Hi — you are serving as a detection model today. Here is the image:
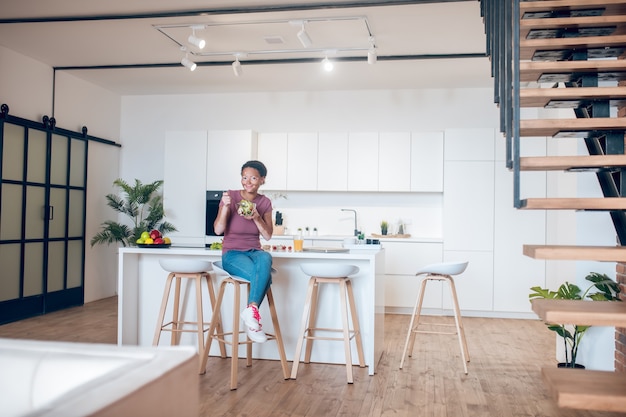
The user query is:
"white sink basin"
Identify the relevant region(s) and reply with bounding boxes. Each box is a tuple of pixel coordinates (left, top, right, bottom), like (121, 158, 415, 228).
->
(159, 258, 212, 273)
(300, 263, 359, 278)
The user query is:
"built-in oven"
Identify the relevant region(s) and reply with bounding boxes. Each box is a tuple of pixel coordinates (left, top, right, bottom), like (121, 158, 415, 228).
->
(205, 191, 223, 237)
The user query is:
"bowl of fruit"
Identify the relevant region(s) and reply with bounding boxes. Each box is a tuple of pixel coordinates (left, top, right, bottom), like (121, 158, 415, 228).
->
(136, 229, 172, 248)
(237, 200, 255, 217)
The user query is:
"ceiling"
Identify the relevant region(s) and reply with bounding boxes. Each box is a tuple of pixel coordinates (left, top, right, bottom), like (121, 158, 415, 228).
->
(0, 0, 492, 95)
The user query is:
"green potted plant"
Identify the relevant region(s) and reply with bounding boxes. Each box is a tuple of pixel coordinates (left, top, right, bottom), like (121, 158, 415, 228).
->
(380, 220, 388, 235)
(91, 178, 177, 247)
(529, 272, 622, 368)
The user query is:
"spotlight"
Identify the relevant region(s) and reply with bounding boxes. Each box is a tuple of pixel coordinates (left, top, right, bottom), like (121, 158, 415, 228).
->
(297, 23, 312, 48)
(181, 56, 197, 71)
(322, 57, 333, 72)
(368, 48, 377, 65)
(232, 56, 243, 77)
(188, 25, 206, 49)
(188, 34, 206, 49)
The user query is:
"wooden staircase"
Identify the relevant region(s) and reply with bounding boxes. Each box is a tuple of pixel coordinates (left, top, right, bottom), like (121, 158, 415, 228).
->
(481, 0, 626, 412)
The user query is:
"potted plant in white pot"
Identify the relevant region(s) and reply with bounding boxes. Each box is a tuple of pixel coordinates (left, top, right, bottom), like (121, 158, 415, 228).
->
(529, 272, 622, 368)
(90, 178, 177, 247)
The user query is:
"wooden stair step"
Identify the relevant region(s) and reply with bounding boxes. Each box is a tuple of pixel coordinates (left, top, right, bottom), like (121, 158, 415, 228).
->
(520, 34, 626, 60)
(521, 197, 626, 210)
(520, 86, 626, 107)
(542, 367, 626, 412)
(521, 0, 626, 18)
(523, 244, 626, 261)
(519, 117, 626, 137)
(519, 155, 626, 171)
(531, 299, 626, 327)
(520, 59, 626, 83)
(521, 15, 626, 40)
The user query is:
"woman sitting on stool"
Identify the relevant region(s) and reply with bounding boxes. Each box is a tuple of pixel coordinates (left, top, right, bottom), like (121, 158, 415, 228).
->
(213, 160, 273, 343)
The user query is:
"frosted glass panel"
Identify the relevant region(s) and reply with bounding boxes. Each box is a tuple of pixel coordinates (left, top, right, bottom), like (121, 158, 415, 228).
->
(69, 138, 86, 187)
(0, 183, 23, 240)
(68, 189, 84, 237)
(0, 244, 20, 301)
(2, 123, 25, 181)
(27, 129, 47, 184)
(67, 240, 83, 289)
(47, 241, 65, 292)
(49, 188, 67, 239)
(24, 243, 43, 297)
(50, 134, 68, 185)
(25, 186, 45, 240)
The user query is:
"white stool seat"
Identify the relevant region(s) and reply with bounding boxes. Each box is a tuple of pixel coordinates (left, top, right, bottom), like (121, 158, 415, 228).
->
(416, 261, 468, 276)
(300, 263, 359, 278)
(159, 258, 212, 273)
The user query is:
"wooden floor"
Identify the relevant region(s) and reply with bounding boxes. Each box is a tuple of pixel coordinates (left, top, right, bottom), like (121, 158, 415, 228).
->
(1, 296, 624, 417)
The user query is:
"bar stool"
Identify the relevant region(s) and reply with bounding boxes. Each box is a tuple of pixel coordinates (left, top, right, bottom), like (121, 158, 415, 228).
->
(399, 261, 470, 373)
(199, 261, 289, 390)
(291, 263, 365, 384)
(153, 258, 226, 371)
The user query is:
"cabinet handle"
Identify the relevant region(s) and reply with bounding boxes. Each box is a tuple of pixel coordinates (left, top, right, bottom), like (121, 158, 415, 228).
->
(49, 205, 54, 220)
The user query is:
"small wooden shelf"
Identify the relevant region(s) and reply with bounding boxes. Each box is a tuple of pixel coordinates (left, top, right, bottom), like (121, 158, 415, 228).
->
(520, 59, 626, 83)
(519, 118, 626, 137)
(519, 155, 626, 171)
(541, 367, 626, 412)
(520, 14, 626, 39)
(523, 244, 626, 262)
(520, 34, 626, 60)
(520, 86, 626, 108)
(520, 0, 626, 18)
(520, 197, 626, 210)
(531, 299, 626, 327)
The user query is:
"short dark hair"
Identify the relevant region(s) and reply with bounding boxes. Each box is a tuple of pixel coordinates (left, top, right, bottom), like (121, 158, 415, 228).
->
(241, 160, 267, 177)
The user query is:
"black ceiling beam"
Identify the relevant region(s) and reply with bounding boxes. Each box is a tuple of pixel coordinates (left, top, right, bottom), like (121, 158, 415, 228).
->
(54, 53, 487, 72)
(0, 0, 472, 24)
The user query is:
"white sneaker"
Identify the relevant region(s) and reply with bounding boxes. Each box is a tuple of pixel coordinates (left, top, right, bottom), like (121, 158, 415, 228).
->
(241, 305, 261, 331)
(241, 305, 267, 343)
(246, 326, 268, 343)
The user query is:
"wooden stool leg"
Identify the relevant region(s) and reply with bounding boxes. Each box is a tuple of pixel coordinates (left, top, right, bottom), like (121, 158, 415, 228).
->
(194, 274, 205, 358)
(199, 278, 228, 374)
(267, 287, 290, 379)
(339, 279, 354, 383)
(231, 280, 241, 390)
(304, 278, 320, 364)
(291, 276, 316, 380)
(153, 272, 175, 346)
(346, 279, 365, 368)
(400, 276, 428, 369)
(447, 276, 469, 374)
(244, 282, 253, 368)
(204, 273, 226, 357)
(171, 276, 183, 345)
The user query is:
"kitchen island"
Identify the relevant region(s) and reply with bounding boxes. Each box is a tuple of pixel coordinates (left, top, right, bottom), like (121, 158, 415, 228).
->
(117, 246, 385, 375)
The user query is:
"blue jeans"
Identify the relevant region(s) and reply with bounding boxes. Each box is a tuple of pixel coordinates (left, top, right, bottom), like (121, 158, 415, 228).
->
(221, 249, 273, 306)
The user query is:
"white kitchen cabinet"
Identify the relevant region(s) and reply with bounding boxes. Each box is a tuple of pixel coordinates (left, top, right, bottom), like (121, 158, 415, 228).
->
(257, 132, 287, 190)
(348, 132, 378, 191)
(163, 131, 208, 246)
(378, 132, 411, 192)
(206, 130, 258, 190)
(287, 133, 318, 190)
(383, 241, 443, 310)
(411, 131, 444, 192)
(317, 132, 348, 191)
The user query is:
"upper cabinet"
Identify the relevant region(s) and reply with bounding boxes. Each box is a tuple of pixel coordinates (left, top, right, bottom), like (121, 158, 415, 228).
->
(411, 131, 444, 192)
(257, 132, 288, 190)
(318, 132, 348, 191)
(379, 132, 411, 192)
(287, 133, 318, 191)
(347, 132, 379, 191)
(206, 130, 258, 190)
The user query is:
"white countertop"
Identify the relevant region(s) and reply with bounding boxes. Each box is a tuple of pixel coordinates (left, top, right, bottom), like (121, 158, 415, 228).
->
(118, 246, 382, 259)
(265, 235, 442, 243)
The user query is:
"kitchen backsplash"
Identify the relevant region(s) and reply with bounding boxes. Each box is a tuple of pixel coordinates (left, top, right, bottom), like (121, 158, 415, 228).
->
(266, 191, 442, 238)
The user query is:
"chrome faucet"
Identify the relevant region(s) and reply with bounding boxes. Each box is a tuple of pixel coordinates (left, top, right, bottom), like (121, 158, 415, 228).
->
(341, 208, 359, 236)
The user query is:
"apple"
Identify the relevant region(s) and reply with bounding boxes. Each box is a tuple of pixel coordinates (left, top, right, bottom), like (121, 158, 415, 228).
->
(144, 237, 154, 244)
(154, 237, 164, 245)
(150, 229, 161, 240)
(140, 231, 150, 240)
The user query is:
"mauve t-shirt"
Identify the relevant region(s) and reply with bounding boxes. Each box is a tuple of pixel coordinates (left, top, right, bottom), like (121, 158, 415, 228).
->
(221, 190, 272, 253)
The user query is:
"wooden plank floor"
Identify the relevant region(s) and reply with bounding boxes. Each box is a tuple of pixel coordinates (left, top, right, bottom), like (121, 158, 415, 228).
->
(0, 296, 624, 417)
